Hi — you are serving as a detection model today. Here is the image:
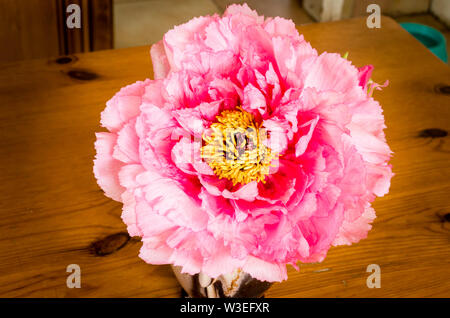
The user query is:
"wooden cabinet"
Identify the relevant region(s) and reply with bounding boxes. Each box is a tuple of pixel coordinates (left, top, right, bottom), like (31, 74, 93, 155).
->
(0, 0, 112, 63)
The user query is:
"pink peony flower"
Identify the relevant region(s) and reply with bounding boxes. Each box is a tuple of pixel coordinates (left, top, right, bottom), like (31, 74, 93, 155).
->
(94, 4, 393, 282)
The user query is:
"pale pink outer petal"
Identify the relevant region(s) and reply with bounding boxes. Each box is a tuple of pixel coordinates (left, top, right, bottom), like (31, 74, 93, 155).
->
(202, 247, 246, 278)
(365, 163, 393, 197)
(121, 190, 141, 237)
(169, 248, 204, 275)
(224, 3, 264, 24)
(118, 163, 145, 189)
(333, 206, 376, 245)
(139, 243, 172, 264)
(242, 256, 287, 282)
(263, 16, 299, 38)
(150, 40, 171, 79)
(93, 132, 125, 201)
(303, 53, 359, 94)
(119, 164, 146, 236)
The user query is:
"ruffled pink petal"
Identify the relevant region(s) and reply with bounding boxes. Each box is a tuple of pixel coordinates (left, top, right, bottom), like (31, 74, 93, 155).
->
(121, 190, 141, 237)
(262, 117, 289, 154)
(118, 164, 145, 189)
(242, 83, 267, 116)
(171, 137, 213, 176)
(222, 181, 258, 202)
(142, 79, 166, 107)
(350, 98, 386, 137)
(288, 192, 317, 223)
(347, 123, 392, 165)
(295, 115, 319, 157)
(299, 88, 352, 130)
(199, 175, 230, 196)
(358, 65, 374, 90)
(163, 16, 215, 71)
(200, 175, 258, 202)
(138, 168, 207, 231)
(135, 198, 176, 238)
(272, 36, 317, 88)
(265, 63, 282, 106)
(101, 80, 150, 132)
(257, 160, 298, 204)
(208, 78, 240, 105)
(233, 198, 287, 217)
(365, 163, 393, 197)
(198, 101, 223, 121)
(199, 188, 235, 217)
(181, 49, 241, 77)
(238, 24, 275, 72)
(204, 18, 237, 52)
(172, 108, 208, 137)
(112, 120, 140, 163)
(299, 202, 345, 260)
(264, 16, 298, 38)
(137, 103, 179, 173)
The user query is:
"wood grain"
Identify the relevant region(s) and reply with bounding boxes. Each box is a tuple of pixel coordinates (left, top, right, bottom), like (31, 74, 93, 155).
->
(0, 0, 60, 63)
(0, 16, 449, 298)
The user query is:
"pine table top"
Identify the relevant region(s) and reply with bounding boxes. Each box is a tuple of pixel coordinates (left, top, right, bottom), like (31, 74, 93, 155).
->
(0, 16, 449, 297)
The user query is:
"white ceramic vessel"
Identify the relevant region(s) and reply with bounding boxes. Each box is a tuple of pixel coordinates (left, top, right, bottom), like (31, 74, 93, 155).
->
(171, 265, 272, 298)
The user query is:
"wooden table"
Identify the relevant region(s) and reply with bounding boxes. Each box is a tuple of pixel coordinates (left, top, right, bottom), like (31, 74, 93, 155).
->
(0, 16, 449, 298)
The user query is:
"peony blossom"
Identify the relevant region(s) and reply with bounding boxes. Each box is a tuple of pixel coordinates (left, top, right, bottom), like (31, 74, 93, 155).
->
(94, 4, 393, 282)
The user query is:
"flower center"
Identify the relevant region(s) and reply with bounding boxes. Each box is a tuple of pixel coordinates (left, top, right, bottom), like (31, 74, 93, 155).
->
(201, 107, 277, 185)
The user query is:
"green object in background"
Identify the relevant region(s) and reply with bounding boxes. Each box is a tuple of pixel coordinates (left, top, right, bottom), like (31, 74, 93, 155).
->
(400, 22, 448, 63)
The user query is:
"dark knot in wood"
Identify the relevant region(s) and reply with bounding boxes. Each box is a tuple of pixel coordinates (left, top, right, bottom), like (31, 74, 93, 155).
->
(55, 56, 74, 64)
(435, 84, 450, 95)
(418, 129, 448, 138)
(443, 213, 450, 223)
(90, 232, 130, 256)
(67, 69, 98, 81)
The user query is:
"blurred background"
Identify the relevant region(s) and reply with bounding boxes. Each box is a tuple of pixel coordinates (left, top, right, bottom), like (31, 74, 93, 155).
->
(0, 0, 449, 64)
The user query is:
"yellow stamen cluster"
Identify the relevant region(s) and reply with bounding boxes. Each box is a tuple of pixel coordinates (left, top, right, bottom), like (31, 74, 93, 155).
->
(201, 107, 277, 185)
